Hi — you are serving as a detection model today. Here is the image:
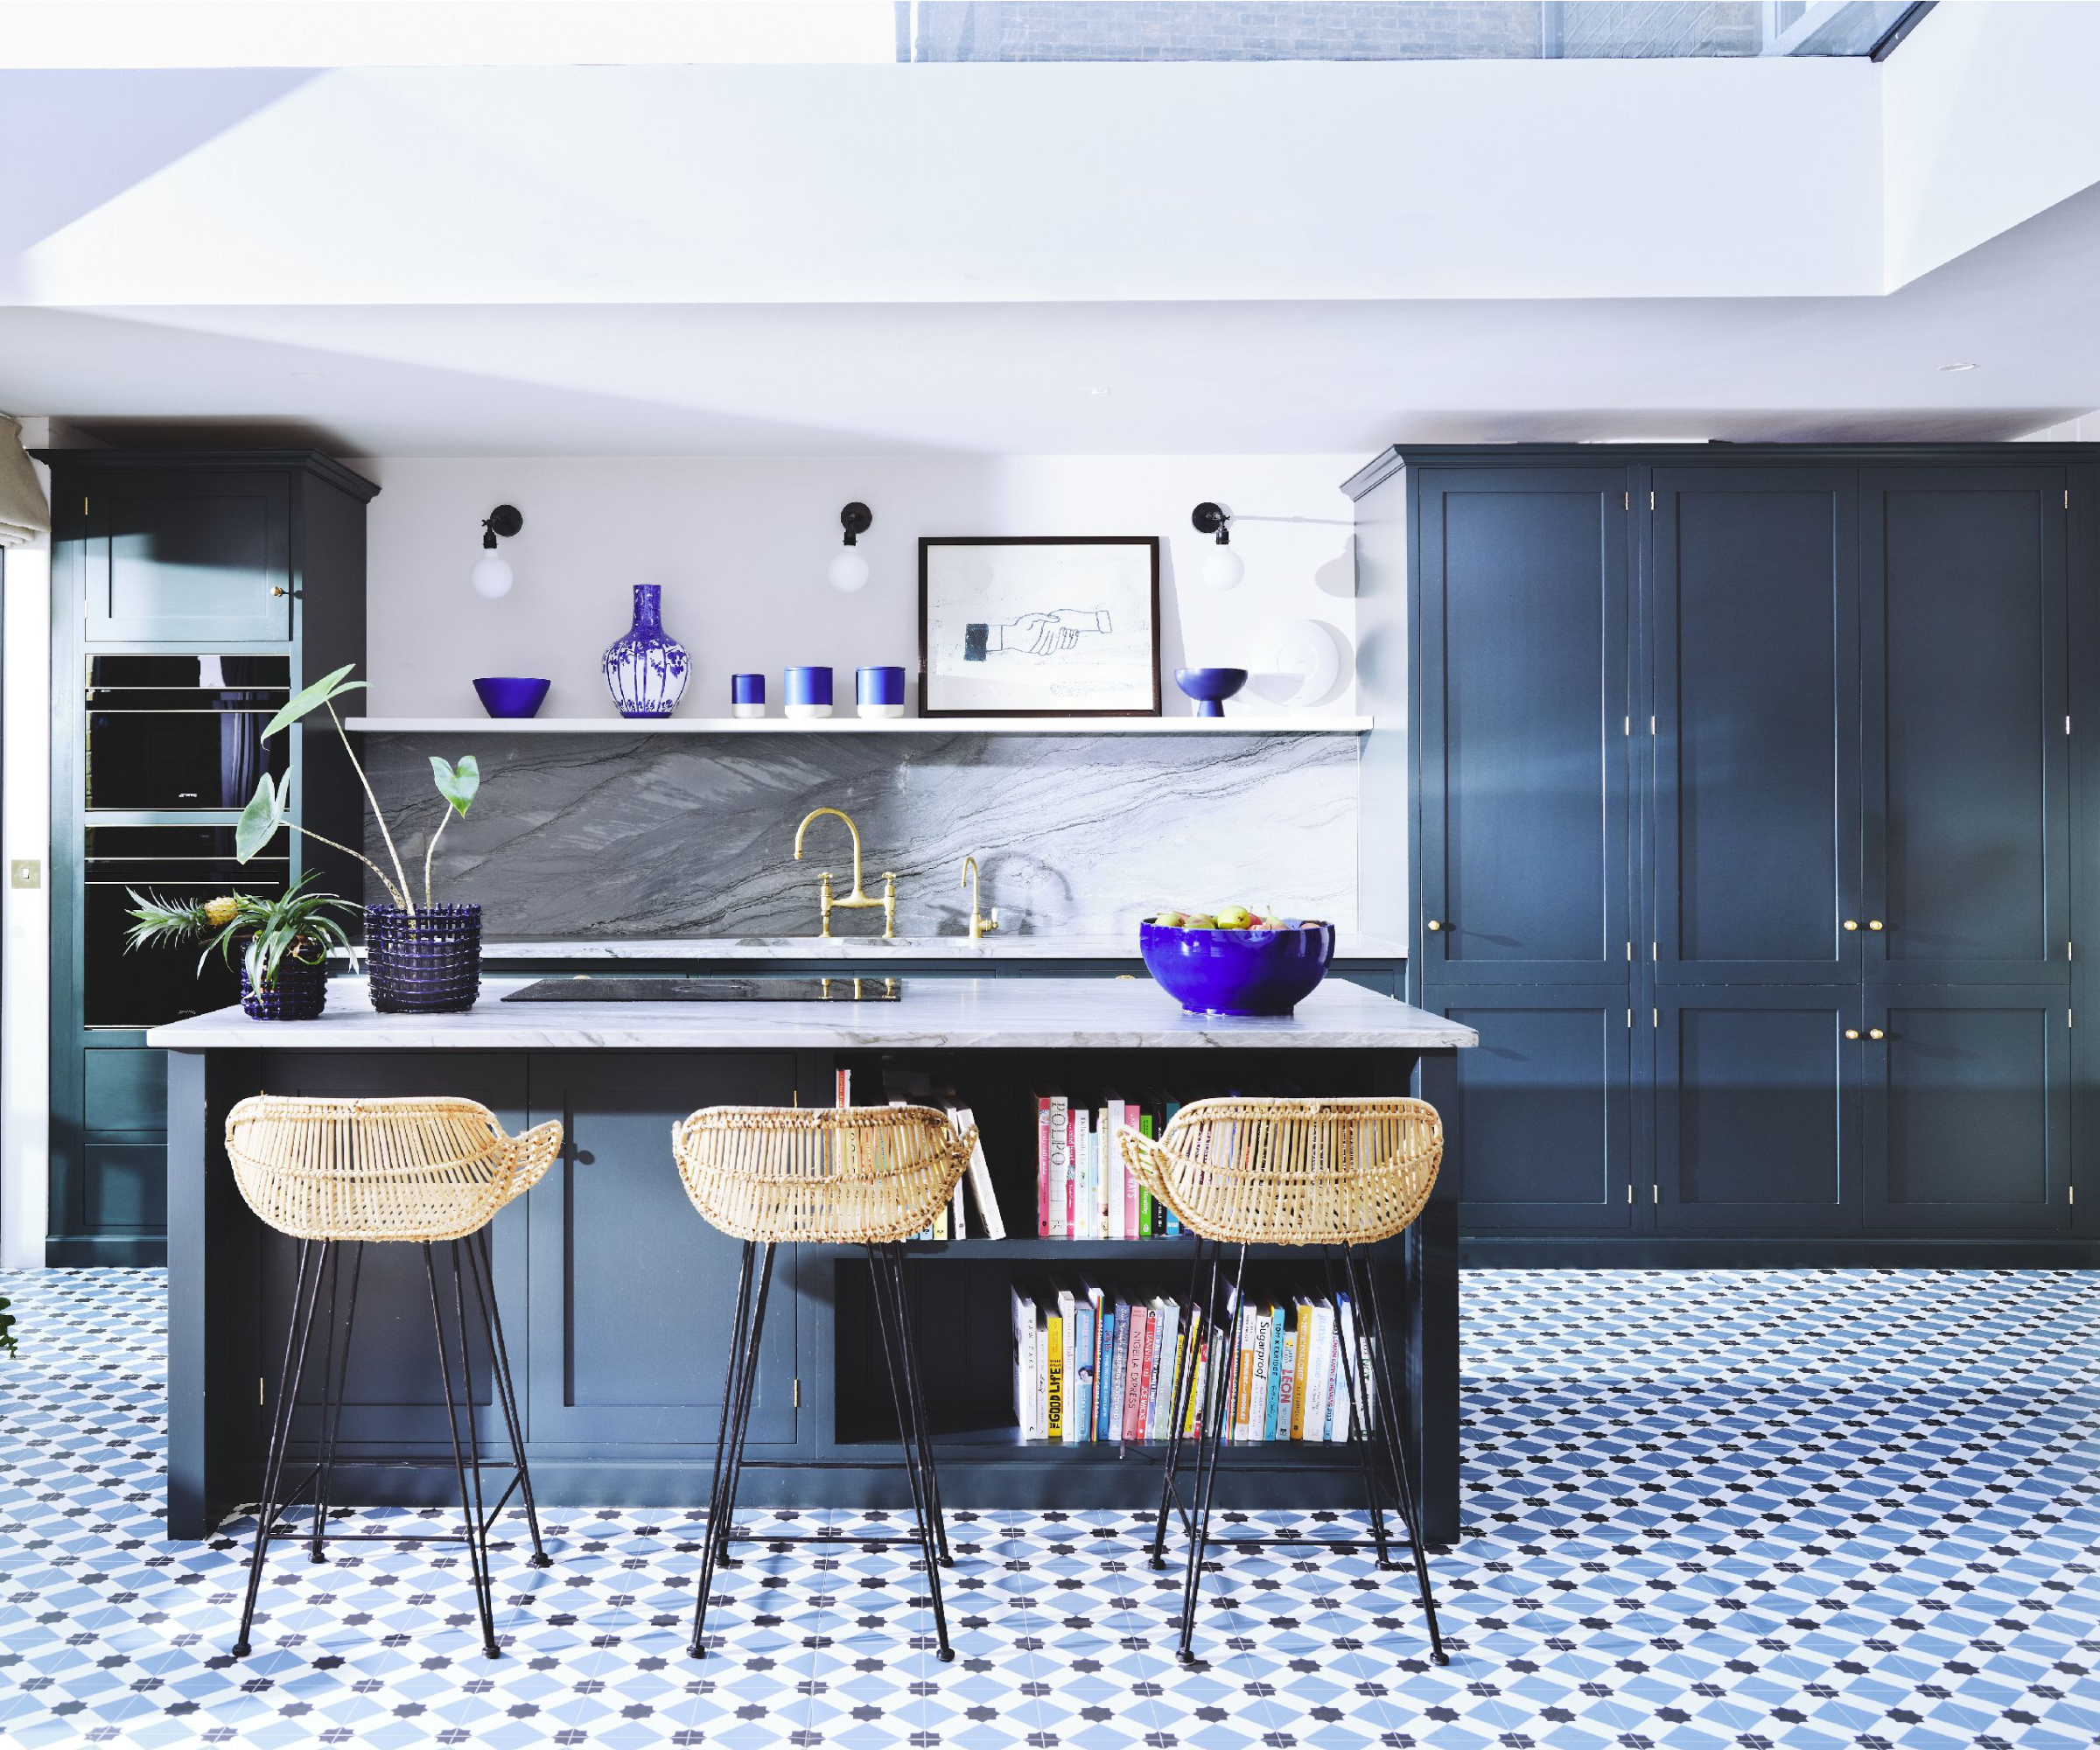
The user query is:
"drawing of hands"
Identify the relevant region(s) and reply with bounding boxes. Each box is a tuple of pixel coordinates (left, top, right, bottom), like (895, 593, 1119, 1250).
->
(975, 607, 1113, 657)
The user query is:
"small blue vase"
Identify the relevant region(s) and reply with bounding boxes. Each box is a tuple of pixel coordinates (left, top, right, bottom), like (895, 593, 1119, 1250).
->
(602, 584, 690, 718)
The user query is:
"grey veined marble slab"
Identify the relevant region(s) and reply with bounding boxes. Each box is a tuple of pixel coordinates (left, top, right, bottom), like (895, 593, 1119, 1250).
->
(146, 976, 1477, 1053)
(466, 932, 1406, 962)
(359, 729, 1358, 939)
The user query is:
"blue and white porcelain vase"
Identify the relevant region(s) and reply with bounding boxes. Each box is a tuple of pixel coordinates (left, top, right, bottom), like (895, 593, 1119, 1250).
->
(601, 584, 690, 718)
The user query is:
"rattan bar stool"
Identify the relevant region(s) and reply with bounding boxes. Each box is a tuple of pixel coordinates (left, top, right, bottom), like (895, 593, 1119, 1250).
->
(222, 1095, 564, 1661)
(671, 1103, 976, 1662)
(1119, 1096, 1448, 1668)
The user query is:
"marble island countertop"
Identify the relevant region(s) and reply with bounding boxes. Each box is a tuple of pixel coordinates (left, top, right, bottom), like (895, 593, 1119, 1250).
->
(462, 933, 1408, 962)
(146, 976, 1474, 1053)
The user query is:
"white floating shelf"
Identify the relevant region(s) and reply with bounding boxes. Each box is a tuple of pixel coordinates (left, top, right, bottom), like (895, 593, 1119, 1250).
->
(345, 715, 1374, 736)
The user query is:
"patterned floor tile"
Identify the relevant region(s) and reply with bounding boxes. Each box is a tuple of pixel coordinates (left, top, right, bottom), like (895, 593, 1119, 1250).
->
(3, 1269, 2098, 1745)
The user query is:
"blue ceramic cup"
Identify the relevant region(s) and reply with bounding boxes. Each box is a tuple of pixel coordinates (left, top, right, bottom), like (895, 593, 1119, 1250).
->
(731, 673, 766, 718)
(785, 665, 834, 719)
(858, 665, 906, 718)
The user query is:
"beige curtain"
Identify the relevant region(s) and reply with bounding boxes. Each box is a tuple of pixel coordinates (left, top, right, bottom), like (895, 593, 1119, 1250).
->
(0, 415, 51, 547)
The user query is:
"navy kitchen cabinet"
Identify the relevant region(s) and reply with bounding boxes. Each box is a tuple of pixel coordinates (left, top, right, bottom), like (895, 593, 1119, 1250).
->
(522, 1052, 802, 1452)
(40, 449, 377, 1266)
(1348, 444, 2099, 1260)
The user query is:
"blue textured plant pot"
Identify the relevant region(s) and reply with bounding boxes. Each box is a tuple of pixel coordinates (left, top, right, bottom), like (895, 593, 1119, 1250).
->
(1175, 667, 1250, 718)
(1139, 919, 1335, 1016)
(602, 585, 690, 718)
(472, 676, 550, 719)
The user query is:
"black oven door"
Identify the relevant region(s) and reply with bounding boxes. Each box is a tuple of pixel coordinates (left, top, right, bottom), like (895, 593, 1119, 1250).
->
(84, 654, 291, 811)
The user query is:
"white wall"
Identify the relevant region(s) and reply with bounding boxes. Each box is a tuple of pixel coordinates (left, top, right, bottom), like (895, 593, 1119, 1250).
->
(1883, 0, 2100, 290)
(361, 455, 1362, 719)
(1, 421, 55, 1269)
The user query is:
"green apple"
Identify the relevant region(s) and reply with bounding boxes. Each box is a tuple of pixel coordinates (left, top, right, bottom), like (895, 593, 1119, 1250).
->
(1214, 904, 1256, 930)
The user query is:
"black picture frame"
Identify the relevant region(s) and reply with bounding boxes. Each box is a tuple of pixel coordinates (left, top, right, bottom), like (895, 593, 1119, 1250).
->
(917, 536, 1162, 718)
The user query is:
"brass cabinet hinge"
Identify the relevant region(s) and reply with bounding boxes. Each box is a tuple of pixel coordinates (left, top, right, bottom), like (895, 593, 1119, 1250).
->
(1652, 1184, 1660, 1204)
(1649, 490, 1656, 511)
(793, 1377, 802, 1409)
(1626, 941, 1632, 962)
(258, 1376, 266, 1406)
(1627, 1184, 1634, 1204)
(1623, 491, 1630, 511)
(1654, 1007, 1660, 1027)
(2066, 488, 2072, 509)
(2070, 1184, 2076, 1206)
(1626, 1009, 1633, 1030)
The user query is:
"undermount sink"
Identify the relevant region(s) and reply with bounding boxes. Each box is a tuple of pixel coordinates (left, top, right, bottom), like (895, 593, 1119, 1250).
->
(501, 975, 904, 1004)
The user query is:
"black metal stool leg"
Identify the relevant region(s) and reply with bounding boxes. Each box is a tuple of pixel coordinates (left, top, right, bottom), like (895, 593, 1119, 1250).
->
(1320, 1244, 1394, 1569)
(464, 1228, 550, 1568)
(309, 1241, 363, 1564)
(451, 1238, 501, 1653)
(1350, 1247, 1447, 1666)
(1175, 1242, 1248, 1666)
(870, 1241, 954, 1661)
(425, 1241, 500, 1659)
(690, 1238, 754, 1656)
(886, 1242, 952, 1567)
(712, 1242, 775, 1570)
(1150, 1236, 1214, 1570)
(234, 1239, 328, 1658)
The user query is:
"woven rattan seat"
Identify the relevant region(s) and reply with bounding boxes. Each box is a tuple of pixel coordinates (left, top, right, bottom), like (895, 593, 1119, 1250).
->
(670, 1102, 976, 1663)
(224, 1095, 564, 1242)
(220, 1095, 563, 1663)
(671, 1103, 977, 1243)
(1118, 1096, 1442, 1247)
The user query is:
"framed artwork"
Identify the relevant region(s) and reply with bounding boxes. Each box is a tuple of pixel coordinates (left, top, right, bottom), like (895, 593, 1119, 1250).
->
(918, 536, 1162, 718)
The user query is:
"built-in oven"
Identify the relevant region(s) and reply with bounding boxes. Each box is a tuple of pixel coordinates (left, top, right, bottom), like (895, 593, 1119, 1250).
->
(84, 654, 291, 811)
(83, 825, 290, 1027)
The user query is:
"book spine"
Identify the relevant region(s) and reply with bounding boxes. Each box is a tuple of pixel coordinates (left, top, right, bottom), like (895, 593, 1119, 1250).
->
(1279, 1318, 1298, 1442)
(1262, 1307, 1283, 1442)
(1122, 1306, 1152, 1442)
(1046, 1312, 1065, 1442)
(1233, 1310, 1256, 1442)
(1108, 1305, 1130, 1440)
(1047, 1096, 1069, 1238)
(835, 1067, 851, 1106)
(1037, 1098, 1051, 1237)
(1146, 1303, 1176, 1441)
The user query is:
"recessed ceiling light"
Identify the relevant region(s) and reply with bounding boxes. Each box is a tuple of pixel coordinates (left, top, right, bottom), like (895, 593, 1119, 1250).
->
(1085, 386, 1113, 397)
(1939, 361, 1978, 372)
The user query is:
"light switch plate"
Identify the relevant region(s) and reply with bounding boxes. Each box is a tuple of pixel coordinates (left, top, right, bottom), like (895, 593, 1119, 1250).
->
(10, 859, 40, 889)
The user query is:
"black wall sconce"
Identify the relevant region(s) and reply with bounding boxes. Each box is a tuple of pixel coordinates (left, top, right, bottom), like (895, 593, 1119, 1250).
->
(472, 504, 523, 599)
(1191, 501, 1243, 591)
(829, 501, 873, 592)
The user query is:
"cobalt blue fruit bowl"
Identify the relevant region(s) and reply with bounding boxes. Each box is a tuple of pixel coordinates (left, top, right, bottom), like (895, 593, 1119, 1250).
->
(472, 676, 550, 719)
(1139, 919, 1335, 1016)
(1174, 667, 1249, 718)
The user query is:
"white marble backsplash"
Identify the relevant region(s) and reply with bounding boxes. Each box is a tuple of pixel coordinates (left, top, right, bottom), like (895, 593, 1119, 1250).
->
(360, 731, 1358, 939)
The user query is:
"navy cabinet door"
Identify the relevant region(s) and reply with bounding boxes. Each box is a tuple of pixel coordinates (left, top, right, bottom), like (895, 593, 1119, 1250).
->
(1860, 988, 2071, 1230)
(524, 1052, 802, 1451)
(1417, 467, 1632, 986)
(1651, 988, 1859, 1232)
(1651, 469, 1861, 986)
(82, 467, 293, 643)
(1428, 986, 1633, 1230)
(1861, 467, 2069, 988)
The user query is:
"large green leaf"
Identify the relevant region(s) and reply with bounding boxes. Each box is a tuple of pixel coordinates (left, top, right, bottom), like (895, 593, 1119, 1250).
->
(430, 754, 480, 816)
(235, 773, 288, 862)
(262, 663, 366, 739)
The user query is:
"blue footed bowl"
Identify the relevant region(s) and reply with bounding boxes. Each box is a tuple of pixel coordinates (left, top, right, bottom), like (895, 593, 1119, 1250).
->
(1174, 667, 1249, 718)
(1139, 919, 1336, 1017)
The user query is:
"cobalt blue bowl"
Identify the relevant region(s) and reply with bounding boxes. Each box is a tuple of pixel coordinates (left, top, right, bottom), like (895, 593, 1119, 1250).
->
(1174, 667, 1249, 718)
(1139, 919, 1336, 1016)
(472, 676, 550, 719)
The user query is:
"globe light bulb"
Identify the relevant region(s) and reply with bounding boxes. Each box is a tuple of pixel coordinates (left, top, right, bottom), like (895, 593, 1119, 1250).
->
(828, 547, 871, 593)
(1202, 545, 1244, 592)
(471, 551, 513, 599)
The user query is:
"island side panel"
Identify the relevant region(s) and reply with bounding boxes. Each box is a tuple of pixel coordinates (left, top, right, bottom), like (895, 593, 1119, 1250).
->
(1413, 1046, 1461, 1546)
(166, 1048, 264, 1539)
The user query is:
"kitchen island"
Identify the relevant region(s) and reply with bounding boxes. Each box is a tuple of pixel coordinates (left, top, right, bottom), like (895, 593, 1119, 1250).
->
(150, 976, 1474, 1542)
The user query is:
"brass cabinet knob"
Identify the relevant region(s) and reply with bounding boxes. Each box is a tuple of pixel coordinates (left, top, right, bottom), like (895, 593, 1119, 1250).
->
(1843, 920, 1858, 931)
(1425, 919, 1442, 932)
(1868, 1027, 1886, 1040)
(1844, 1028, 1861, 1040)
(270, 585, 289, 598)
(1867, 920, 1884, 931)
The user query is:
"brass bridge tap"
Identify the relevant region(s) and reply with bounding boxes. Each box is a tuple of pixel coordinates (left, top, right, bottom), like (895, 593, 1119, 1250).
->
(961, 854, 999, 941)
(793, 807, 896, 939)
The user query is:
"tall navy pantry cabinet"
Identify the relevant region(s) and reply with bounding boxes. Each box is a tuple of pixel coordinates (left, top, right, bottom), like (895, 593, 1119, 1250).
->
(1348, 444, 2099, 1264)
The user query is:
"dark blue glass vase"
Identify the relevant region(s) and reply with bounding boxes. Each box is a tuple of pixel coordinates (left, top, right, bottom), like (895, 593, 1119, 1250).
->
(602, 584, 690, 718)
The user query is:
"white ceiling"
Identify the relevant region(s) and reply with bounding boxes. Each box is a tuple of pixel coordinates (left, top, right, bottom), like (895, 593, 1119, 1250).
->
(3, 6, 2098, 457)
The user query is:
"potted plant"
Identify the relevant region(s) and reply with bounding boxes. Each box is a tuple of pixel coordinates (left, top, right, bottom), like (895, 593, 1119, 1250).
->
(234, 662, 485, 1013)
(126, 877, 359, 1020)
